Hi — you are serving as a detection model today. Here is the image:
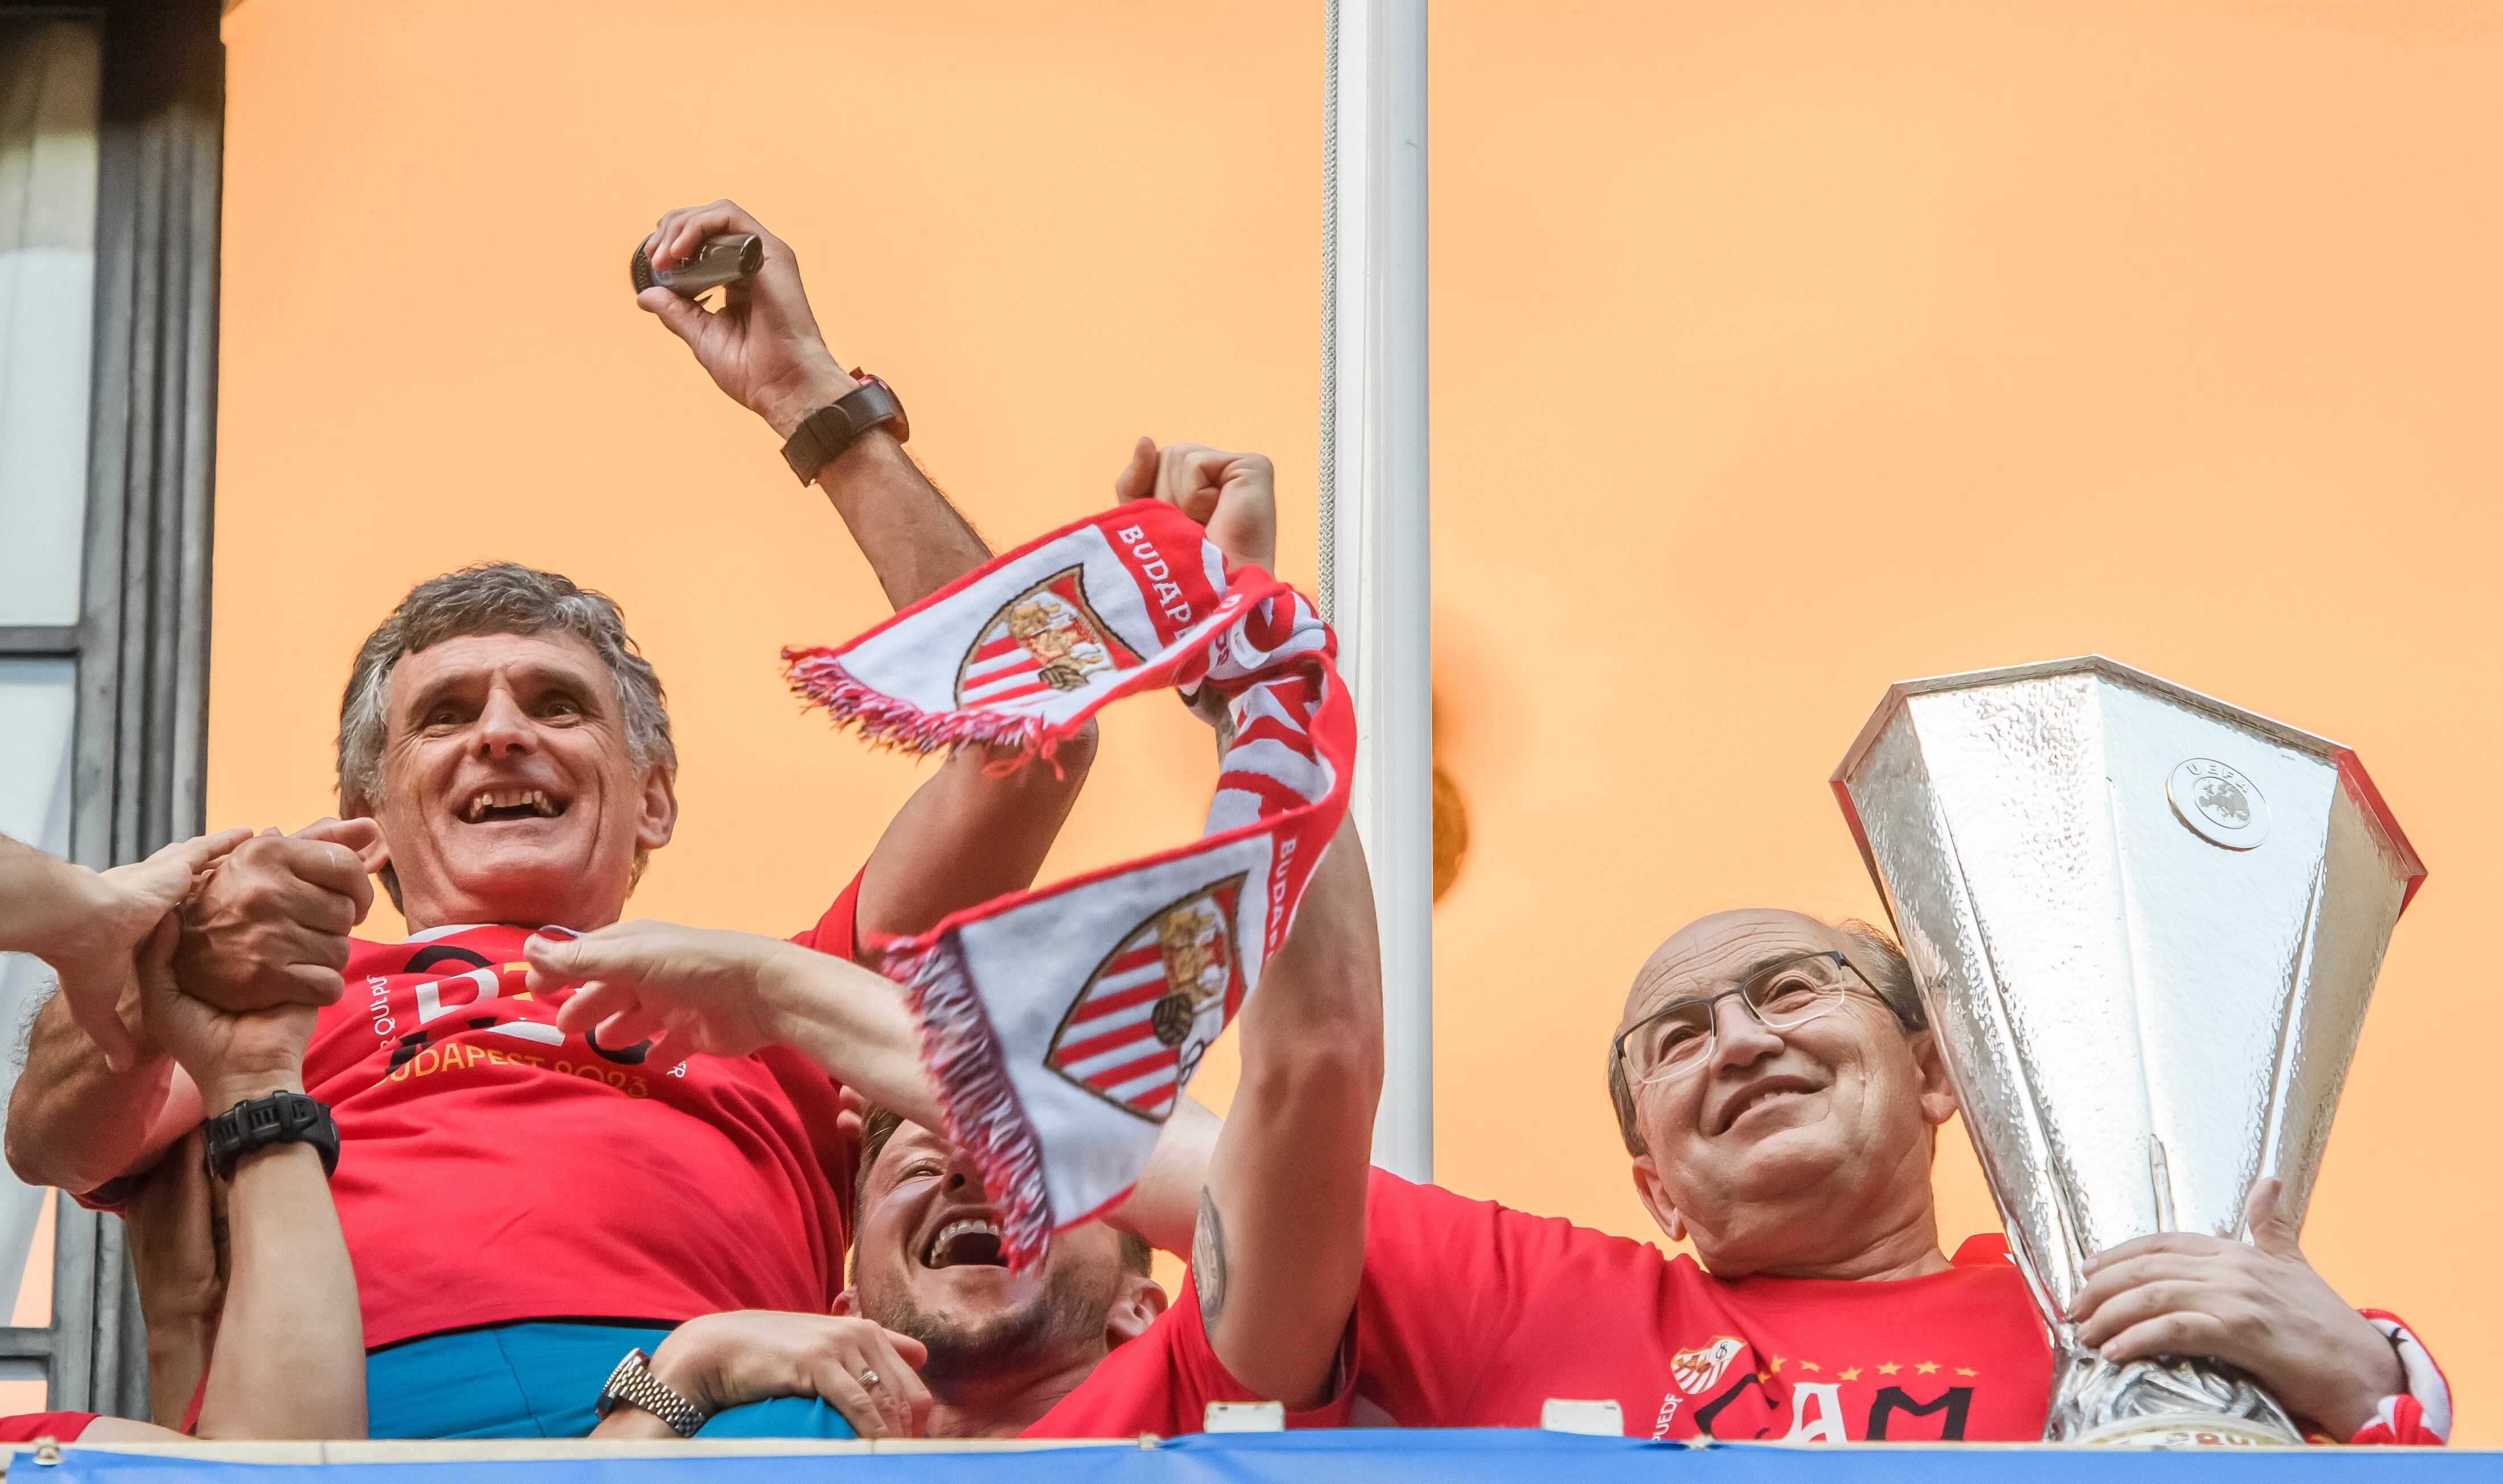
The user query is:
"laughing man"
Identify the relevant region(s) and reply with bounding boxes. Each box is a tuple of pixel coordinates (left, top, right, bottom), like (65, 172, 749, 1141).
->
(4, 200, 1088, 1438)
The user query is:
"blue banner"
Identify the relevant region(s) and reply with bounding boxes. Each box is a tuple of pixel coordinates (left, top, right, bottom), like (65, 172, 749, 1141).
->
(34, 1432, 2489, 1484)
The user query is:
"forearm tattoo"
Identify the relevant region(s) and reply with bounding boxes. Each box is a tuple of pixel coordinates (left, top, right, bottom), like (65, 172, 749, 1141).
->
(1193, 1187, 1230, 1325)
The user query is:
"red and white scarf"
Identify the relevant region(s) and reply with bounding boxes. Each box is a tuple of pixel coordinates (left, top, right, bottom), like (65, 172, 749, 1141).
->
(783, 503, 1355, 1268)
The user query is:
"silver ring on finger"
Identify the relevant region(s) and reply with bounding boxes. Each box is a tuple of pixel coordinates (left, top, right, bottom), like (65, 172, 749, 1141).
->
(859, 1367, 881, 1390)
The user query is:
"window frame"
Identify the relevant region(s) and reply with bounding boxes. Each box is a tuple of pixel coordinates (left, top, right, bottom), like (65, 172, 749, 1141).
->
(0, 0, 223, 1421)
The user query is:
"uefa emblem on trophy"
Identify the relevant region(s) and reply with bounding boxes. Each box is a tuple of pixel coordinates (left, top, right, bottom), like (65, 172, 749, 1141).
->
(1832, 657, 2424, 1445)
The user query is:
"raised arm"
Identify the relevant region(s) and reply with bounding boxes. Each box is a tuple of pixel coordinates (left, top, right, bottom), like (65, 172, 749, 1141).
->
(19, 907, 371, 1445)
(1194, 819, 1381, 1408)
(1, 828, 242, 1191)
(637, 200, 987, 611)
(1099, 438, 1380, 1407)
(5, 824, 369, 1194)
(0, 829, 241, 1072)
(1103, 1095, 1221, 1256)
(192, 1137, 363, 1437)
(637, 199, 1092, 946)
(132, 916, 364, 1438)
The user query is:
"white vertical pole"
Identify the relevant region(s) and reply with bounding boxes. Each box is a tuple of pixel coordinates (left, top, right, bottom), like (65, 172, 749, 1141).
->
(1321, 0, 1432, 1182)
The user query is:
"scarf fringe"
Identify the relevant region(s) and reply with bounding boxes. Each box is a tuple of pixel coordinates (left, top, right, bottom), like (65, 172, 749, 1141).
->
(883, 935, 1054, 1271)
(782, 648, 1047, 758)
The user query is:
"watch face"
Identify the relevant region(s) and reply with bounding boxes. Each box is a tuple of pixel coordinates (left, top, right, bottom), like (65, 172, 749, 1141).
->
(598, 1350, 651, 1417)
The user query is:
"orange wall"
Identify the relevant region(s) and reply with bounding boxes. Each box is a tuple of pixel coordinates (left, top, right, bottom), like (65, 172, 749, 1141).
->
(215, 1, 2499, 1438)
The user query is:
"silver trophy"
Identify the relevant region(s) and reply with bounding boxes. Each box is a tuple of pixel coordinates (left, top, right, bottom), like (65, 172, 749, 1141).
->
(1831, 657, 2423, 1446)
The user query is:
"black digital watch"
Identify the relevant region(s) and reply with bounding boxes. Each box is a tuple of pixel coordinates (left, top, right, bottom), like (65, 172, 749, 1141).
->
(203, 1090, 340, 1182)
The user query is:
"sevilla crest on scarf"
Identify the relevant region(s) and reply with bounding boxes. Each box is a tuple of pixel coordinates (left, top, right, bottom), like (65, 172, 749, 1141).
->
(955, 568, 1143, 707)
(782, 503, 1351, 1270)
(1045, 876, 1248, 1121)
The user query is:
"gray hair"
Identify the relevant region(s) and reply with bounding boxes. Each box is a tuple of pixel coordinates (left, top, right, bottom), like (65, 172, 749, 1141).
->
(1833, 918, 1926, 1034)
(337, 560, 675, 824)
(1607, 916, 1927, 1157)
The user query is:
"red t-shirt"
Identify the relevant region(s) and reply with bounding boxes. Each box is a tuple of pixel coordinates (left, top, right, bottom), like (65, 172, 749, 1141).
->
(86, 882, 866, 1350)
(0, 1412, 96, 1442)
(1349, 1172, 2053, 1441)
(1023, 1273, 1355, 1437)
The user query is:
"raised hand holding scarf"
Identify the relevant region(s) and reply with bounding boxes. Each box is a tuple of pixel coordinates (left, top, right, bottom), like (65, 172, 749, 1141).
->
(782, 502, 1354, 1269)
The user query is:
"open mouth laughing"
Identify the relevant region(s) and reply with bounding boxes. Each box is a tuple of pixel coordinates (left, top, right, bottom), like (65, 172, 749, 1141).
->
(457, 787, 568, 824)
(923, 1215, 1008, 1270)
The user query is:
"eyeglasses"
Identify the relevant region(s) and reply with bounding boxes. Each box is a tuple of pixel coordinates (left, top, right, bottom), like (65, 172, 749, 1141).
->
(1610, 951, 1874, 1088)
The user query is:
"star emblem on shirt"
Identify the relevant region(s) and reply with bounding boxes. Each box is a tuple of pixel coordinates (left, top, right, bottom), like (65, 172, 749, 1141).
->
(1955, 1367, 1978, 1377)
(1839, 1367, 1862, 1382)
(1915, 1360, 1942, 1374)
(1796, 1360, 1821, 1372)
(1768, 1356, 1785, 1373)
(1876, 1362, 1901, 1375)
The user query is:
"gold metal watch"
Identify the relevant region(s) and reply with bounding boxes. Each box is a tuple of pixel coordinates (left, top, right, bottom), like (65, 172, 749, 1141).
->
(596, 1348, 709, 1438)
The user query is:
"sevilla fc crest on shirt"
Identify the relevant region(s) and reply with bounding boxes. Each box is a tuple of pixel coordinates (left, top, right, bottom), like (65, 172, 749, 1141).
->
(955, 567, 1143, 707)
(1044, 877, 1249, 1121)
(1673, 1337, 1746, 1396)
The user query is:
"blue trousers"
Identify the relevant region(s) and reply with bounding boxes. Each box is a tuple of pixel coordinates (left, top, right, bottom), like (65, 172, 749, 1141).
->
(366, 1322, 857, 1440)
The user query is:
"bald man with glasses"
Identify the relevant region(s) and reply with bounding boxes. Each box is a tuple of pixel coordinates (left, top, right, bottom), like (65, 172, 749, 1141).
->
(1331, 908, 2449, 1445)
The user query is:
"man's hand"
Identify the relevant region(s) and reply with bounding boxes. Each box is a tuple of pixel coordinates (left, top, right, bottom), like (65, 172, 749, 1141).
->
(34, 829, 249, 1072)
(138, 916, 315, 1116)
(638, 200, 859, 442)
(175, 820, 379, 1014)
(1114, 438, 1280, 738)
(530, 922, 802, 1071)
(1112, 438, 1278, 575)
(635, 1311, 931, 1440)
(531, 923, 942, 1130)
(2071, 1178, 2407, 1439)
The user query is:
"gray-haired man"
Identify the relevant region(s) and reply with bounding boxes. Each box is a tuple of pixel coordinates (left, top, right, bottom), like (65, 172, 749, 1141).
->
(4, 200, 1089, 1438)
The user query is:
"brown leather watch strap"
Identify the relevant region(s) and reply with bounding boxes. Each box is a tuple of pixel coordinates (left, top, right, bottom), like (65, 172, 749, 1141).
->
(781, 373, 909, 483)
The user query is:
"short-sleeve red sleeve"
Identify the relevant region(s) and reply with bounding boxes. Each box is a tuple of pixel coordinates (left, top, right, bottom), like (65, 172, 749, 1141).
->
(790, 871, 865, 961)
(0, 1412, 97, 1442)
(1352, 1169, 1580, 1427)
(1023, 1271, 1356, 1437)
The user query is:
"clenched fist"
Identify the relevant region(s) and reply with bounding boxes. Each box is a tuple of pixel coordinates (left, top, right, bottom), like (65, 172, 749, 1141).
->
(1112, 439, 1278, 576)
(175, 820, 380, 1012)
